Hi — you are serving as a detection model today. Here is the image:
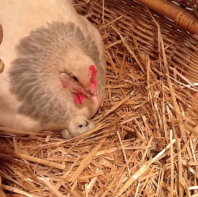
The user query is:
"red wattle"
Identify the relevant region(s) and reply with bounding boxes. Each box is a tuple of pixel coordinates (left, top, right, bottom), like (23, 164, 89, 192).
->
(75, 93, 85, 104)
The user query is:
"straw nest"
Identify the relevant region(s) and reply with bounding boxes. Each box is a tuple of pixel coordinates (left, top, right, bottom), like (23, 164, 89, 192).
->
(1, 0, 198, 196)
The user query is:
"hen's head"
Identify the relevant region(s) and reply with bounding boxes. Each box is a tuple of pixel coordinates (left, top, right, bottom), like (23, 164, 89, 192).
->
(60, 52, 98, 107)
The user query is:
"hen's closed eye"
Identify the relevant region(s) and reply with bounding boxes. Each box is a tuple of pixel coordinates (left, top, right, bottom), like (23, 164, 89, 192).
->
(73, 76, 78, 82)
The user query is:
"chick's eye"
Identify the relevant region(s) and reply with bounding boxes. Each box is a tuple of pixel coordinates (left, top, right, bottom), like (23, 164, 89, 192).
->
(73, 76, 78, 82)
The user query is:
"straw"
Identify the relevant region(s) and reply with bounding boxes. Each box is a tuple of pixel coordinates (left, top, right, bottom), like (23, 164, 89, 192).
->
(1, 0, 198, 196)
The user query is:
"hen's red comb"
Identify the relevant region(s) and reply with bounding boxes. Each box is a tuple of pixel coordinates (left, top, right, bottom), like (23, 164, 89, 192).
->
(89, 65, 97, 80)
(89, 65, 97, 92)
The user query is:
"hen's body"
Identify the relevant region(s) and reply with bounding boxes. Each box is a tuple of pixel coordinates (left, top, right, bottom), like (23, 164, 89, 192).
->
(0, 0, 106, 134)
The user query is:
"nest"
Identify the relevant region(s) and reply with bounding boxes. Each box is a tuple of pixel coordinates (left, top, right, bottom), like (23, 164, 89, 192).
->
(1, 0, 198, 196)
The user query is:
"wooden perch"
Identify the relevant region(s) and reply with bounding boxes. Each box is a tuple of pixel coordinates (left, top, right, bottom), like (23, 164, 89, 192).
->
(136, 0, 198, 35)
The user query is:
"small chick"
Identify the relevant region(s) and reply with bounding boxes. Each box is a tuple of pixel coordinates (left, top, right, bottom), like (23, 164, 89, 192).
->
(61, 115, 95, 138)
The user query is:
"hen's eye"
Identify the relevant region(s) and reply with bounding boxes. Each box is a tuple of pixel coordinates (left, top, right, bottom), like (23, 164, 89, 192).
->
(89, 90, 94, 96)
(73, 76, 78, 82)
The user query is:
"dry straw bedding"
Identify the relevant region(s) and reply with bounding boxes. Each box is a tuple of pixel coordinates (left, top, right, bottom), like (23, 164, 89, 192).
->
(1, 0, 198, 196)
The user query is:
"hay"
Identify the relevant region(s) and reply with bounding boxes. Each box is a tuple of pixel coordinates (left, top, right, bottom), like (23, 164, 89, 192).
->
(1, 0, 198, 196)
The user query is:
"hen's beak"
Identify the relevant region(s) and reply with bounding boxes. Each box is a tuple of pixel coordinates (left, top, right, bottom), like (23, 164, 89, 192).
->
(89, 94, 99, 107)
(83, 88, 99, 107)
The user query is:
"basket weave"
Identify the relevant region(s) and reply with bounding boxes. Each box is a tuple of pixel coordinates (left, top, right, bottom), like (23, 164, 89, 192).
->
(78, 0, 198, 82)
(1, 0, 198, 196)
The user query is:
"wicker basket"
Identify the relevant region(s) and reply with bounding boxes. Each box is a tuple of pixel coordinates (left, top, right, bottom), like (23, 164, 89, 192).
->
(1, 0, 198, 196)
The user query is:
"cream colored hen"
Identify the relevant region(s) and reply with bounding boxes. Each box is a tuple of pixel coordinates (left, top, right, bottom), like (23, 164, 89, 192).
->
(0, 0, 106, 138)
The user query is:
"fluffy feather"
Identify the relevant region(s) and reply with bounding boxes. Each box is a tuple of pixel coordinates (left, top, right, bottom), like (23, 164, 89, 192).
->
(61, 115, 95, 138)
(0, 0, 106, 138)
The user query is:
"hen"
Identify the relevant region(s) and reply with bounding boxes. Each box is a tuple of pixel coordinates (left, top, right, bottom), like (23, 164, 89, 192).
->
(0, 0, 106, 138)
